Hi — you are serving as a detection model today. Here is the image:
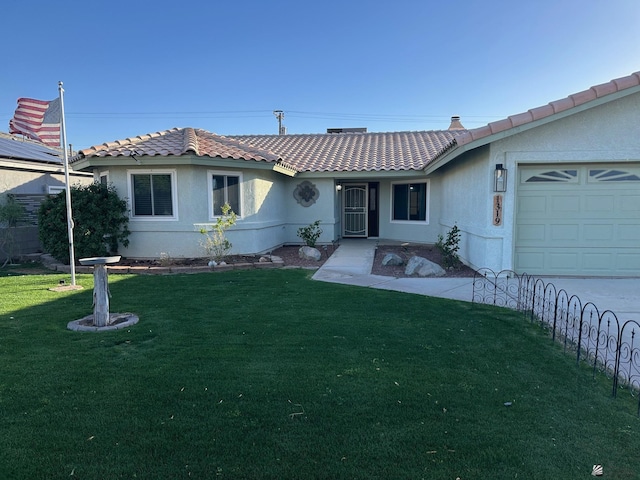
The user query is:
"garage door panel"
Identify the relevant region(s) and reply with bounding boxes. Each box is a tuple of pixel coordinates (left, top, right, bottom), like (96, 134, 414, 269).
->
(550, 224, 579, 241)
(581, 252, 614, 270)
(515, 164, 640, 276)
(518, 196, 546, 214)
(548, 252, 579, 270)
(583, 224, 614, 241)
(585, 195, 614, 212)
(514, 251, 545, 271)
(516, 224, 546, 242)
(620, 195, 640, 213)
(551, 195, 580, 212)
(618, 224, 640, 241)
(616, 253, 640, 271)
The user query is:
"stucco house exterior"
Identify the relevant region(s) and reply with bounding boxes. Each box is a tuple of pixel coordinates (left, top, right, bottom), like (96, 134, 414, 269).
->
(72, 71, 640, 277)
(0, 134, 92, 258)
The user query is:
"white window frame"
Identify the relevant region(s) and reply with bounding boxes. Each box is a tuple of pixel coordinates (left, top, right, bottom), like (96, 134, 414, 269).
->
(207, 170, 243, 220)
(390, 180, 430, 224)
(127, 169, 178, 221)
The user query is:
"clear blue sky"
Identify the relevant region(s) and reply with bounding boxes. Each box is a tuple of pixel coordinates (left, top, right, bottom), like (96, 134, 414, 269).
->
(2, 0, 639, 150)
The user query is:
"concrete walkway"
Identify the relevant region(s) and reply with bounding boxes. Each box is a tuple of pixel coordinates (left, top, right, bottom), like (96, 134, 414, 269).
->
(312, 240, 640, 321)
(312, 240, 475, 302)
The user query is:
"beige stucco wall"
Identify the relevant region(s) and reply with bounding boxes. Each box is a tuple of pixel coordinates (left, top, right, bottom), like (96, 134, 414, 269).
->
(1, 165, 92, 195)
(282, 176, 338, 246)
(102, 164, 340, 258)
(375, 176, 442, 243)
(441, 91, 640, 272)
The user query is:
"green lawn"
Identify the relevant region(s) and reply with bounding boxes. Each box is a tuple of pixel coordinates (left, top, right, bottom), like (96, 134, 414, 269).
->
(1, 268, 639, 479)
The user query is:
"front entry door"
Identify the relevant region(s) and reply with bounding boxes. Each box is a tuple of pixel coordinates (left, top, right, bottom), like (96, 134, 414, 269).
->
(343, 184, 368, 237)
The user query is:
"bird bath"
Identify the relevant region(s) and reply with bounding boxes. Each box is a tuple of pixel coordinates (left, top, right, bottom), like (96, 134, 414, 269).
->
(66, 256, 139, 332)
(79, 256, 121, 327)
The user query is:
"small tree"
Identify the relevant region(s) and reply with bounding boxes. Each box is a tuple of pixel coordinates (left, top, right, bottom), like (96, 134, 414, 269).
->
(297, 220, 323, 247)
(0, 194, 26, 266)
(199, 203, 237, 262)
(435, 224, 461, 269)
(38, 183, 130, 264)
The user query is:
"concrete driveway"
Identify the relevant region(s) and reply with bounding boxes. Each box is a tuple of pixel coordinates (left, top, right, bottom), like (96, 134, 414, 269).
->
(312, 240, 640, 321)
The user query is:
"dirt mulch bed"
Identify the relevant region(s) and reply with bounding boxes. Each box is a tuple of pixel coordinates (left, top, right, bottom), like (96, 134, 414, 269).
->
(371, 244, 476, 278)
(7, 243, 475, 278)
(271, 245, 337, 268)
(113, 245, 338, 270)
(270, 243, 476, 278)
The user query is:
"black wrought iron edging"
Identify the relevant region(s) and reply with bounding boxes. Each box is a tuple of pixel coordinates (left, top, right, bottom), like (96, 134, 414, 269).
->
(472, 269, 640, 415)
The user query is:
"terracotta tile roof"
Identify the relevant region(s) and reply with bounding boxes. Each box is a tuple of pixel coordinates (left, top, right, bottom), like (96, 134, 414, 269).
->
(76, 71, 640, 174)
(77, 127, 281, 164)
(228, 130, 465, 172)
(77, 128, 466, 173)
(453, 71, 640, 147)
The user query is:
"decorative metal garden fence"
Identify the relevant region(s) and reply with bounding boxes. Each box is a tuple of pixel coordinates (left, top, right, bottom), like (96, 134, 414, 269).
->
(472, 268, 640, 414)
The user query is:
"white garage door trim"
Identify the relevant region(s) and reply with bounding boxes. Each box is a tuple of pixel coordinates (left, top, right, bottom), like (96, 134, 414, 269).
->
(515, 164, 640, 277)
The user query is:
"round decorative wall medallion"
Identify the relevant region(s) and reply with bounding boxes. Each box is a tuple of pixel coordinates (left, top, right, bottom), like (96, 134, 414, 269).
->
(293, 181, 319, 207)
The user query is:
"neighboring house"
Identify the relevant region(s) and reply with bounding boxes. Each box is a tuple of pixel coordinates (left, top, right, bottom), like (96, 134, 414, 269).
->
(72, 71, 640, 277)
(0, 133, 92, 258)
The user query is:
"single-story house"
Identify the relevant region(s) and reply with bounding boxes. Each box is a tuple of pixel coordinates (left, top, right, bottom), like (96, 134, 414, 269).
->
(72, 71, 640, 277)
(0, 133, 92, 257)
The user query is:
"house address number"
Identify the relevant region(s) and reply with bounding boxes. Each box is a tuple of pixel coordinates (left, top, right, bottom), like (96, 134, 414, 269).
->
(493, 194, 503, 226)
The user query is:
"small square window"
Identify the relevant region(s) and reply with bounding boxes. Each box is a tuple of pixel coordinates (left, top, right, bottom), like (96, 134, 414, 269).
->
(392, 182, 427, 222)
(209, 172, 242, 217)
(128, 171, 177, 219)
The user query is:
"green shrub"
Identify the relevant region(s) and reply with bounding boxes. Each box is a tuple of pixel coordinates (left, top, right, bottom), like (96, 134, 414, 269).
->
(436, 224, 461, 269)
(38, 183, 130, 264)
(199, 203, 237, 262)
(297, 220, 323, 247)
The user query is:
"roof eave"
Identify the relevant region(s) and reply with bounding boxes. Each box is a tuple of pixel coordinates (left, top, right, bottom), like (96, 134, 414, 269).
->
(72, 154, 282, 171)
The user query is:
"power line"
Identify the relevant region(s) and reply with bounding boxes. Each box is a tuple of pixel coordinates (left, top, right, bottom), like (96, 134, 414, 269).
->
(0, 109, 507, 127)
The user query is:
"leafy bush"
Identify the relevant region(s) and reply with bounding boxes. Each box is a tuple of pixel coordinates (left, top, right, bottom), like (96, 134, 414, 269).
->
(199, 203, 237, 262)
(38, 183, 130, 264)
(435, 224, 461, 269)
(297, 220, 323, 247)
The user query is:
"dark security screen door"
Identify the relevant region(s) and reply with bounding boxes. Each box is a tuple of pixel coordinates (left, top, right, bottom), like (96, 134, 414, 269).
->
(343, 184, 367, 237)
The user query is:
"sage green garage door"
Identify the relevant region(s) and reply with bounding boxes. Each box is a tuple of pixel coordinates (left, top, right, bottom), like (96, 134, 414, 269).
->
(515, 164, 640, 276)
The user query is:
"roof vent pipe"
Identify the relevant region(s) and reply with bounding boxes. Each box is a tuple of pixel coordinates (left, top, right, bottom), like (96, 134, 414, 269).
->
(448, 115, 465, 130)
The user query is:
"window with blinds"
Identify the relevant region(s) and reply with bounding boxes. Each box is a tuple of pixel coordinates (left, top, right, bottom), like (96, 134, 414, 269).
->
(130, 172, 175, 217)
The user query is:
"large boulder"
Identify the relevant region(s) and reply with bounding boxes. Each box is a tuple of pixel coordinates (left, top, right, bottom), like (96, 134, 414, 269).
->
(382, 253, 404, 266)
(299, 246, 322, 261)
(404, 256, 446, 277)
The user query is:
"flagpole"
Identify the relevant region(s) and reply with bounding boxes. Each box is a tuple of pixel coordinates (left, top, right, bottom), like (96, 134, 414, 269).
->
(59, 81, 76, 286)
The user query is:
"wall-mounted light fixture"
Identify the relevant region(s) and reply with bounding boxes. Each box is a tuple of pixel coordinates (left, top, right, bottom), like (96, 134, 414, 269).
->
(494, 164, 507, 192)
(336, 183, 342, 191)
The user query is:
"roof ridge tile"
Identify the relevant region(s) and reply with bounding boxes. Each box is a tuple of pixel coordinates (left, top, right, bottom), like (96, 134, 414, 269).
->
(184, 128, 199, 155)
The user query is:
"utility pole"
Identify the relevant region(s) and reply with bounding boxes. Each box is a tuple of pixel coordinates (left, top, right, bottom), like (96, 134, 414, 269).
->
(273, 110, 286, 135)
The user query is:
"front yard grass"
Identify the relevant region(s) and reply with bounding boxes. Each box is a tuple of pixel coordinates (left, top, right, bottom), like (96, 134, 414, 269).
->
(1, 268, 639, 479)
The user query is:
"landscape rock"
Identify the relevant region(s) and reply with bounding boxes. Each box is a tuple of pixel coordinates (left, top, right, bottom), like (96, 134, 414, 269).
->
(381, 253, 403, 266)
(404, 256, 446, 277)
(299, 246, 322, 261)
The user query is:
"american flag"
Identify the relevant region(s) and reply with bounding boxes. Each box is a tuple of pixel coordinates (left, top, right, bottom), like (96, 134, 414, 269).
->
(9, 97, 61, 148)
